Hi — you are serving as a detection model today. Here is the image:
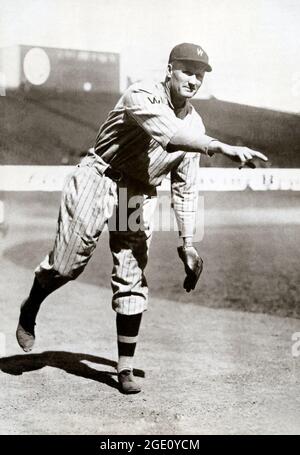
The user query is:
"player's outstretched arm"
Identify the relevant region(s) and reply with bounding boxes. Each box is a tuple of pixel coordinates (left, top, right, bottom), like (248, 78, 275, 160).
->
(167, 128, 268, 164)
(208, 140, 268, 165)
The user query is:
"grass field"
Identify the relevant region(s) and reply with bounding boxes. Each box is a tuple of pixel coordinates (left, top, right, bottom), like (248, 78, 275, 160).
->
(2, 190, 300, 319)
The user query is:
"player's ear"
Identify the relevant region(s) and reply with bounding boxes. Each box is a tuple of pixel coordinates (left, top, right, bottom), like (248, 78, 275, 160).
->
(166, 63, 173, 79)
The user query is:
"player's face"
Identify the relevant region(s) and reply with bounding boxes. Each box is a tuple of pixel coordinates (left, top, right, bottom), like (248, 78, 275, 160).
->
(168, 61, 205, 103)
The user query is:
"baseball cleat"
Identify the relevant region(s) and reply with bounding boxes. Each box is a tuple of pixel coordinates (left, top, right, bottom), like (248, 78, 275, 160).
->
(16, 300, 36, 352)
(118, 369, 141, 394)
(16, 323, 35, 352)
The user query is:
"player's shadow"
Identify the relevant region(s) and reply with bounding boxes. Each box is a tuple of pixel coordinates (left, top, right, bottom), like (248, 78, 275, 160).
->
(0, 351, 145, 392)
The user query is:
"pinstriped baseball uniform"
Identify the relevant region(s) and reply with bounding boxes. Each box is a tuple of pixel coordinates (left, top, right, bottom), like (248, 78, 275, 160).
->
(35, 79, 213, 314)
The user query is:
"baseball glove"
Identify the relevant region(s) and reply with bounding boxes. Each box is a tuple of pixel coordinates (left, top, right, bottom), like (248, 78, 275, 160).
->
(177, 245, 203, 292)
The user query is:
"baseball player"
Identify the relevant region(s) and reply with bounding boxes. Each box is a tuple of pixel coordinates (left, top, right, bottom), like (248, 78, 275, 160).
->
(16, 43, 268, 394)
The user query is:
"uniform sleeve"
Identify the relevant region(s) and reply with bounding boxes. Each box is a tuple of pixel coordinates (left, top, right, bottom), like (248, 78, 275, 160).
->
(167, 104, 216, 154)
(123, 85, 183, 149)
(171, 153, 199, 238)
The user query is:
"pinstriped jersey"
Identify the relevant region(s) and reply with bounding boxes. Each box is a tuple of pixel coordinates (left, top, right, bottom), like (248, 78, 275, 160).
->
(94, 79, 212, 237)
(94, 80, 210, 188)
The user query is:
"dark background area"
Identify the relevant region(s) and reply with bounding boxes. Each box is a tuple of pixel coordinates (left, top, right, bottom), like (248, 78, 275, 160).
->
(1, 89, 300, 167)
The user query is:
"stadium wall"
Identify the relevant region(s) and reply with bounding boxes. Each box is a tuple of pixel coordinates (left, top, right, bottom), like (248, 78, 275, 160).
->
(0, 166, 299, 192)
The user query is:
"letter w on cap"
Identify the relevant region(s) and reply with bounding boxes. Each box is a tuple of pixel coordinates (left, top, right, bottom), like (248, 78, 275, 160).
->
(197, 48, 204, 56)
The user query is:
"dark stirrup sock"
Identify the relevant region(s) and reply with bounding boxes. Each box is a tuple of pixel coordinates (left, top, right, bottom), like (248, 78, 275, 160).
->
(20, 277, 52, 326)
(116, 313, 142, 373)
(17, 276, 54, 352)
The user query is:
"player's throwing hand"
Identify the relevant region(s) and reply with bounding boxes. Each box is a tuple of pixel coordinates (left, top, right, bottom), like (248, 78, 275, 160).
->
(210, 141, 268, 166)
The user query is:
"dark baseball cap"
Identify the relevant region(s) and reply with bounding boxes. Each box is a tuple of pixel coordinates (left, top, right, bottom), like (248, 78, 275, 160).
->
(168, 42, 212, 72)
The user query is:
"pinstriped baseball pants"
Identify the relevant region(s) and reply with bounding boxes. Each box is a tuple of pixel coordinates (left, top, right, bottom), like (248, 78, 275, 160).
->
(35, 154, 157, 315)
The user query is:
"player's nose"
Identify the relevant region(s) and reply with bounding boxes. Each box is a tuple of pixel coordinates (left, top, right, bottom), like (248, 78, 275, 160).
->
(189, 74, 198, 85)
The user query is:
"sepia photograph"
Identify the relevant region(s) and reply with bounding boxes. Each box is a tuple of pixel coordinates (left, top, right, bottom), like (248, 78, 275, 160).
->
(0, 0, 300, 438)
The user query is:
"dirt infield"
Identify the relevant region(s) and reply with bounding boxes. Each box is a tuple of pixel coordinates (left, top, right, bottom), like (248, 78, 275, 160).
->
(0, 191, 300, 434)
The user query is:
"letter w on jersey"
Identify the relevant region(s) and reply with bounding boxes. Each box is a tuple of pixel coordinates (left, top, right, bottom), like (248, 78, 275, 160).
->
(148, 96, 161, 104)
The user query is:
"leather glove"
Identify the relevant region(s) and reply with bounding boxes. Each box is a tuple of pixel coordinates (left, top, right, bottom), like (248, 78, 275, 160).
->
(177, 245, 203, 292)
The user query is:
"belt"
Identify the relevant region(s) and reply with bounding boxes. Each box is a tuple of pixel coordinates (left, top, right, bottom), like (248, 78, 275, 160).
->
(103, 165, 123, 182)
